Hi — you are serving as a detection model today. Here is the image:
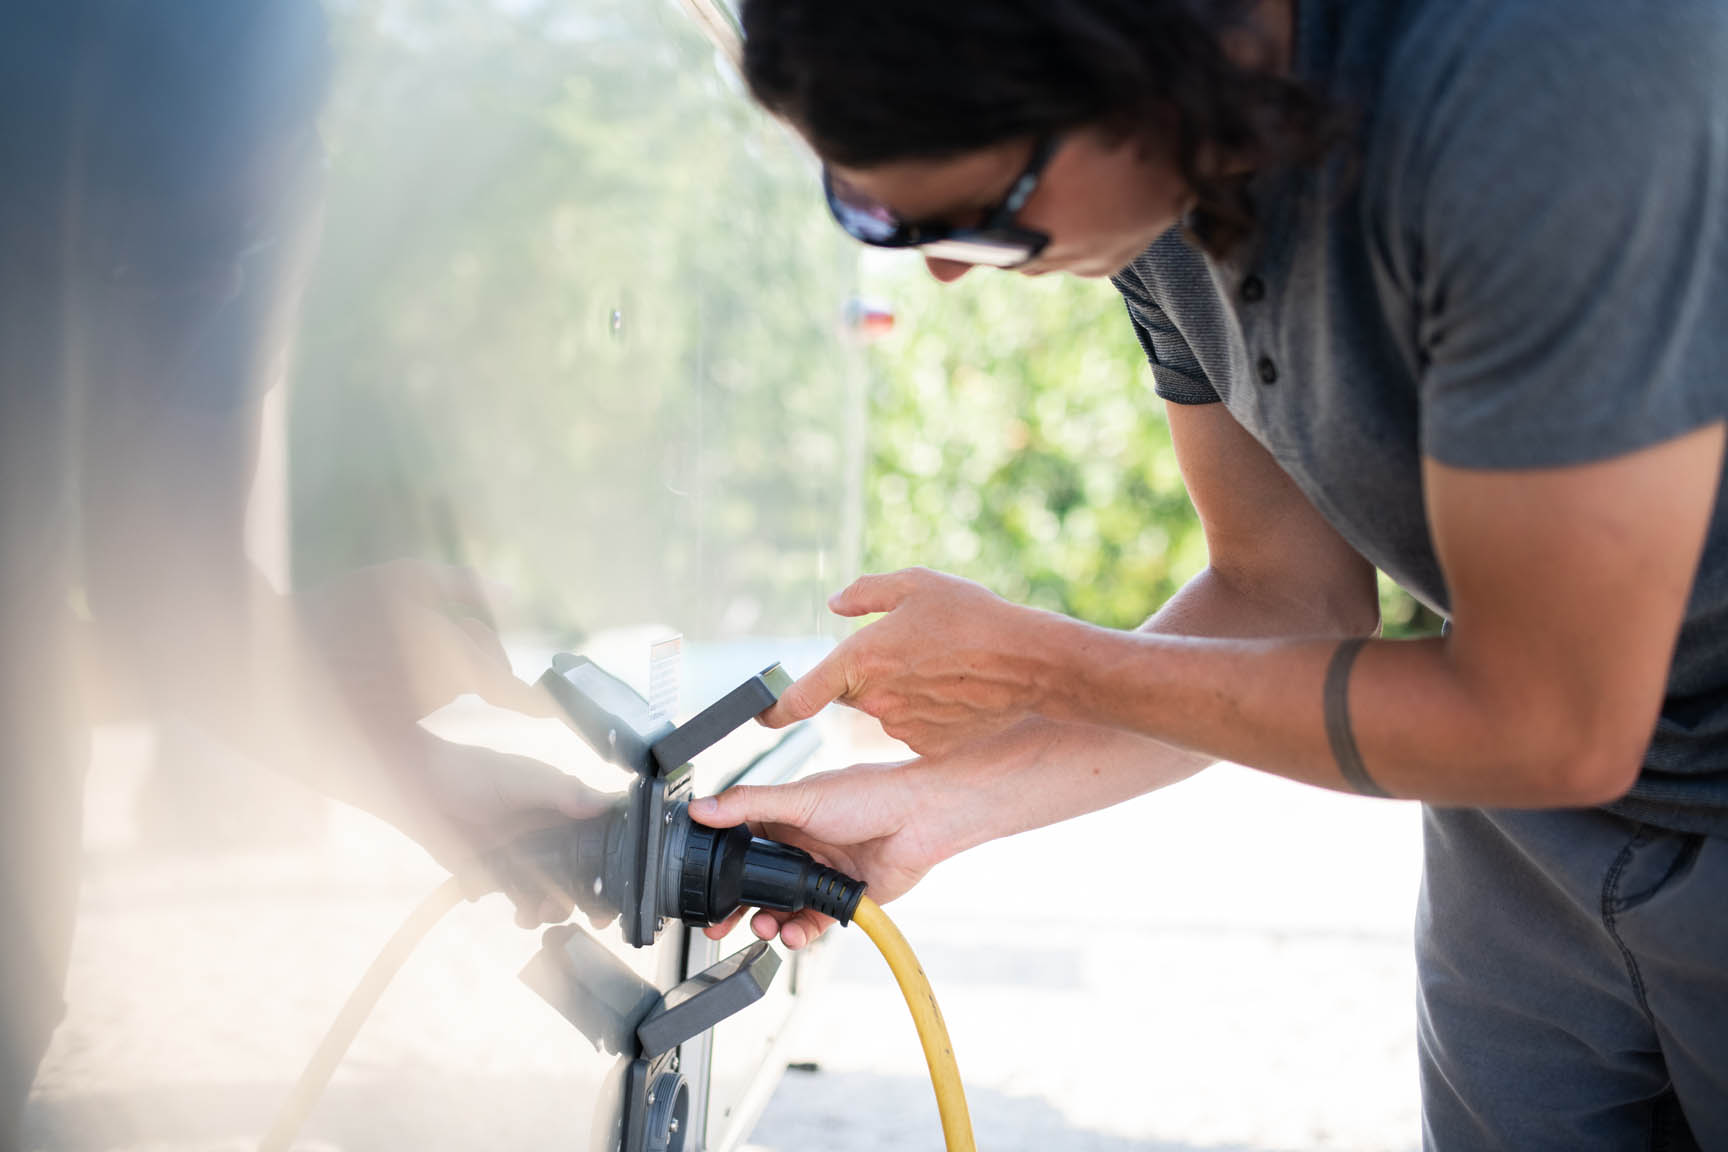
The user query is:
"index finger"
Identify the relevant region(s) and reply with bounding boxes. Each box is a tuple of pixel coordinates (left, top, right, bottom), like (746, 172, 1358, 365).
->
(759, 647, 852, 728)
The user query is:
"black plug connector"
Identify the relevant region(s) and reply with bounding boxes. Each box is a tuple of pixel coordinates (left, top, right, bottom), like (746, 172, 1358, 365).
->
(660, 802, 866, 928)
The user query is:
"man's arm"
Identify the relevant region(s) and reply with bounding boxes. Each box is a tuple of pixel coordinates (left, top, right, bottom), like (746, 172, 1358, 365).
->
(1035, 423, 1722, 806)
(696, 401, 1380, 945)
(910, 399, 1380, 853)
(759, 416, 1721, 812)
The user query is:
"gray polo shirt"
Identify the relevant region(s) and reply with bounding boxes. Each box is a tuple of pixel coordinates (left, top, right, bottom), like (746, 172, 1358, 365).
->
(1112, 0, 1728, 832)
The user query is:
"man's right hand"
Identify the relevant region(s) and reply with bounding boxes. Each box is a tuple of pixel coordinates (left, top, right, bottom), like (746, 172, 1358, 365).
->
(685, 714, 1211, 949)
(686, 758, 950, 950)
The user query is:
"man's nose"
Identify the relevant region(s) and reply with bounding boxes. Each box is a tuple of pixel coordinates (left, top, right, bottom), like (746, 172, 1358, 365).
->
(924, 256, 973, 284)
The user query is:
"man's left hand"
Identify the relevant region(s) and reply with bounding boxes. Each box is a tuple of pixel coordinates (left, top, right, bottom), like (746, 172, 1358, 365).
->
(760, 567, 1067, 755)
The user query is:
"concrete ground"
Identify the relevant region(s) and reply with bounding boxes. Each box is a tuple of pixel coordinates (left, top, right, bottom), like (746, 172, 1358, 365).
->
(26, 726, 1423, 1152)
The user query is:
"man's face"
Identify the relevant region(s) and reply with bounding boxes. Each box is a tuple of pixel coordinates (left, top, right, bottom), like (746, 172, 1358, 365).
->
(825, 128, 1191, 283)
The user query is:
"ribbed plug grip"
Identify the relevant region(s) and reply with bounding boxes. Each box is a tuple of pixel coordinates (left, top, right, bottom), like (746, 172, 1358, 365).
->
(738, 838, 867, 926)
(800, 862, 868, 925)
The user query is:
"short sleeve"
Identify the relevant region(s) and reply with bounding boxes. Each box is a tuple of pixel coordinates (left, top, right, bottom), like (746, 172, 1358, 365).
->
(1111, 267, 1220, 406)
(1410, 3, 1728, 469)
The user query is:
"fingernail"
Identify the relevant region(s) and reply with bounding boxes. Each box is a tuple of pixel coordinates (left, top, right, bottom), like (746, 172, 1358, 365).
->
(690, 797, 718, 818)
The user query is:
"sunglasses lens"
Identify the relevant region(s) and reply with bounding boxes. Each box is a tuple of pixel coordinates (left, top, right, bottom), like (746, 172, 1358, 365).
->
(825, 172, 903, 244)
(820, 168, 1048, 266)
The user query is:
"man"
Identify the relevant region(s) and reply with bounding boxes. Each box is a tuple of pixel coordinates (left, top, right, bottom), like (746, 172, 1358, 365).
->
(690, 0, 1728, 1145)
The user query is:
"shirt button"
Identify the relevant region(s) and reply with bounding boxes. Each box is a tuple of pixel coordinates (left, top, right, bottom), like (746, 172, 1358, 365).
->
(1241, 275, 1265, 302)
(1257, 355, 1278, 385)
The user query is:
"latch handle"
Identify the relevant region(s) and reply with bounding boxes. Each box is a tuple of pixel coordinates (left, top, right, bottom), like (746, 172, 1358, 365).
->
(636, 940, 782, 1058)
(649, 663, 792, 774)
(540, 653, 674, 775)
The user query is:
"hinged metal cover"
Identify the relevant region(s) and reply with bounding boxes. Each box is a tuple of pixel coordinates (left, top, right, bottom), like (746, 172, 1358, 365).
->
(636, 940, 781, 1058)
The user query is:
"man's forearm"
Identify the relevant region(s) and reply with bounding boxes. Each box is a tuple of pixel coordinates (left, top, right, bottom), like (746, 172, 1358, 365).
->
(1036, 427, 1724, 810)
(1041, 624, 1635, 808)
(920, 564, 1374, 856)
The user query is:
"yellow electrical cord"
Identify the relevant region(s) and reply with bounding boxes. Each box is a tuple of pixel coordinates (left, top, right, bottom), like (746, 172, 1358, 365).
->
(851, 895, 977, 1152)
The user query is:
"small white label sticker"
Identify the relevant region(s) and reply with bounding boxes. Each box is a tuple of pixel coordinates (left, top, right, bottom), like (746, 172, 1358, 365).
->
(649, 635, 683, 724)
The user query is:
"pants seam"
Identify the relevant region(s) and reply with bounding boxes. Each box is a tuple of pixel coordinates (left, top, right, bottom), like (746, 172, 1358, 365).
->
(1601, 826, 1655, 1022)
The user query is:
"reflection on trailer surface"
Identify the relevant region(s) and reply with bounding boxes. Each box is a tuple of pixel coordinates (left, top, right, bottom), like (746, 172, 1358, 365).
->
(21, 0, 863, 1147)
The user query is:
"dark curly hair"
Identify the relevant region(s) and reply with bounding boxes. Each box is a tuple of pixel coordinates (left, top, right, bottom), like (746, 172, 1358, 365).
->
(739, 0, 1343, 256)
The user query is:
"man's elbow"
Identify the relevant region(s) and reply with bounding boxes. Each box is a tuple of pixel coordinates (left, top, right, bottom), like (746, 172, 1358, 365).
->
(1515, 720, 1647, 807)
(1336, 594, 1382, 639)
(1310, 576, 1381, 638)
(1554, 747, 1644, 807)
(1208, 561, 1381, 638)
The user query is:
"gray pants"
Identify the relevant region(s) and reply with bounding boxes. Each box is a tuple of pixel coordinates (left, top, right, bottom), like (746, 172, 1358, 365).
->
(1419, 806, 1728, 1150)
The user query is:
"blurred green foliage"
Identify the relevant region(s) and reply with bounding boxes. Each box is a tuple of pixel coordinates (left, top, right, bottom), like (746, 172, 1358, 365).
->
(858, 260, 1443, 638)
(858, 263, 1203, 629)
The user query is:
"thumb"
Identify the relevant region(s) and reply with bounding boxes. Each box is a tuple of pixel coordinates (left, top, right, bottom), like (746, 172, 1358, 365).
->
(827, 570, 914, 617)
(688, 782, 810, 831)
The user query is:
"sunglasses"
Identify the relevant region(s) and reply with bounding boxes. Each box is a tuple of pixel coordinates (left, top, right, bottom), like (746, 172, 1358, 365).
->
(821, 135, 1058, 268)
